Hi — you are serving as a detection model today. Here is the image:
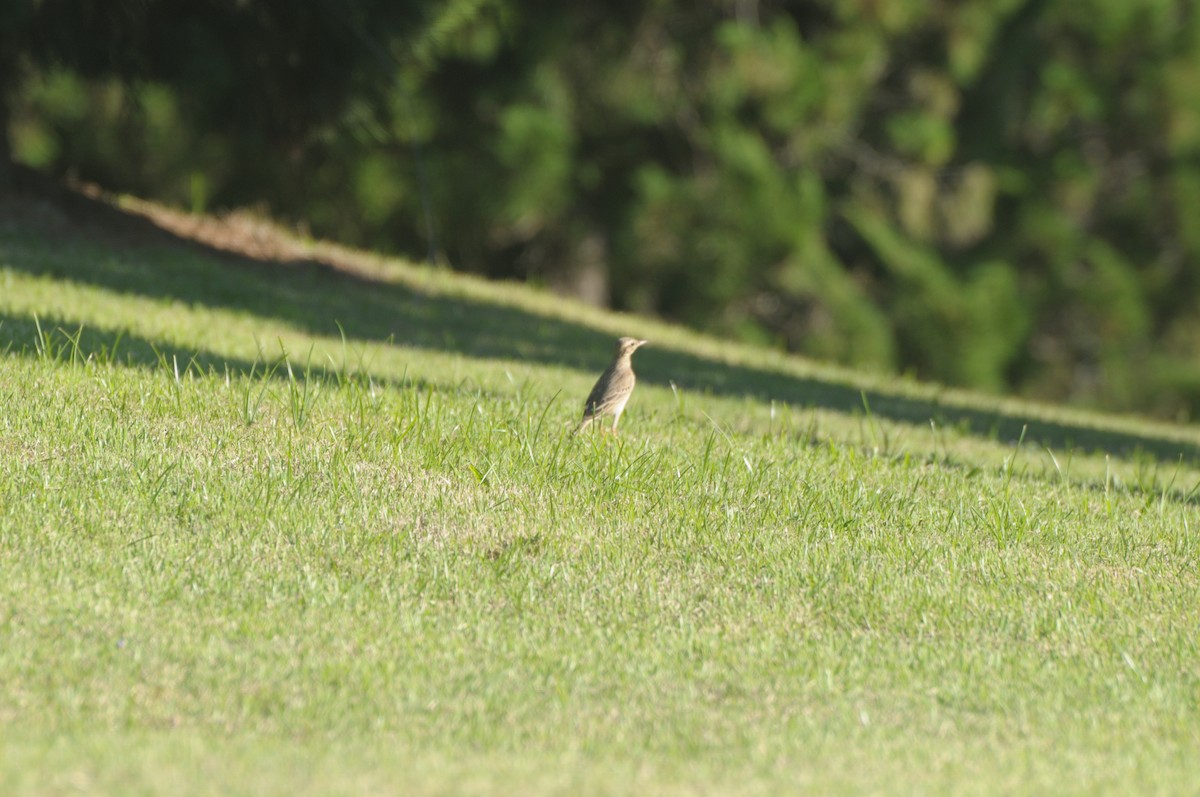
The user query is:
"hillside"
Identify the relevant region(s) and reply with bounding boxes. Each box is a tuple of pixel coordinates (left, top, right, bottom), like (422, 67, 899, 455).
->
(1, 178, 1198, 796)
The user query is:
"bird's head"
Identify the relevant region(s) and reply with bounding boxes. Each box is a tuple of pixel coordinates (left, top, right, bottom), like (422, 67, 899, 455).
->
(615, 336, 649, 358)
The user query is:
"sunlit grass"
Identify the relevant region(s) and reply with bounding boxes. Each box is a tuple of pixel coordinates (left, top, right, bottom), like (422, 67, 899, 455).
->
(1, 204, 1198, 795)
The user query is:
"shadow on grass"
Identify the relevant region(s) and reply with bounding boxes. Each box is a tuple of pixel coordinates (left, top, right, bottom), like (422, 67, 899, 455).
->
(3, 171, 1200, 464)
(0, 311, 456, 398)
(0, 311, 345, 386)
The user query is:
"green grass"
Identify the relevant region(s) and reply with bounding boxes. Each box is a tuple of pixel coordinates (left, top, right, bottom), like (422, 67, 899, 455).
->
(1, 191, 1198, 795)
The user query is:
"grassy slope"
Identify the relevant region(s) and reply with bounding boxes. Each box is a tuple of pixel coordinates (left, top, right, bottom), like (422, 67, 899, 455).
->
(1, 186, 1198, 795)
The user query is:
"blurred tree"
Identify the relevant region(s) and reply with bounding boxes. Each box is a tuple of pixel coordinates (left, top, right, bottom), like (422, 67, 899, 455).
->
(8, 0, 1200, 418)
(0, 0, 36, 187)
(11, 0, 428, 204)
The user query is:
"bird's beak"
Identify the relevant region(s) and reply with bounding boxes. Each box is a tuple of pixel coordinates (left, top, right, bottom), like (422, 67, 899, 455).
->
(635, 340, 649, 349)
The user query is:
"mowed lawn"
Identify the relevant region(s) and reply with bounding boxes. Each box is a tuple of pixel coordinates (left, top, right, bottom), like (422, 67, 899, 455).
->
(1, 189, 1198, 795)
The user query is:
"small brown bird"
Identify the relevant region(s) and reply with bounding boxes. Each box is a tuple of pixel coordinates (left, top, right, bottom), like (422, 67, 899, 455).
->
(577, 336, 648, 434)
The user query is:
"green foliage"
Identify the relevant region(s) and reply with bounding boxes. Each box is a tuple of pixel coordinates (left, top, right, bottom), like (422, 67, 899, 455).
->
(7, 0, 1200, 418)
(847, 206, 1030, 391)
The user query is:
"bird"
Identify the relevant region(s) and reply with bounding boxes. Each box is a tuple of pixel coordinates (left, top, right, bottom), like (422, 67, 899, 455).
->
(576, 336, 648, 434)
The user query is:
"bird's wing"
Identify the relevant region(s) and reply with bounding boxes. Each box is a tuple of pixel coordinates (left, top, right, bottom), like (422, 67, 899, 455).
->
(583, 379, 614, 417)
(581, 373, 611, 418)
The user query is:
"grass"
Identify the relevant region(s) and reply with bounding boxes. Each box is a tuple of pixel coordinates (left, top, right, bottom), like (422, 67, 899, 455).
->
(1, 185, 1198, 795)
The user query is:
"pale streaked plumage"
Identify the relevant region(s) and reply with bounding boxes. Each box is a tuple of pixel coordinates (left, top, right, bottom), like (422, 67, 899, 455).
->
(577, 336, 648, 433)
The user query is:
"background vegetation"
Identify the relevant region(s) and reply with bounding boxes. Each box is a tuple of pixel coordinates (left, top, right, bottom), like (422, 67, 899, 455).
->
(5, 0, 1200, 418)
